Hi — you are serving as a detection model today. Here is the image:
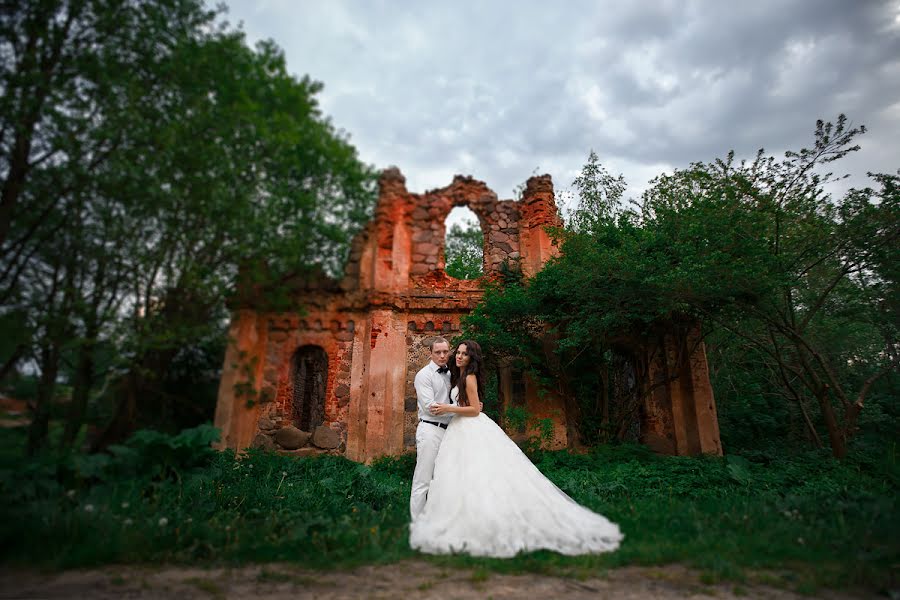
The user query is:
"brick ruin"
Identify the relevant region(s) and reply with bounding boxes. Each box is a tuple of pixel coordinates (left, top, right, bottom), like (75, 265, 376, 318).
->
(213, 169, 722, 461)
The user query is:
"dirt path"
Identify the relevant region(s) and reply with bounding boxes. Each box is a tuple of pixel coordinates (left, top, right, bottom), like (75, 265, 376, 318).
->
(0, 561, 875, 599)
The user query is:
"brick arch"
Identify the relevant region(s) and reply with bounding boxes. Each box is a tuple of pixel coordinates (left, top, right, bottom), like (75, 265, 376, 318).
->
(443, 195, 495, 229)
(440, 203, 489, 279)
(406, 176, 523, 281)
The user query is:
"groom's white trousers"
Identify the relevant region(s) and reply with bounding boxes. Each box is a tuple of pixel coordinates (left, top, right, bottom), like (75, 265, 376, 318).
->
(410, 421, 446, 520)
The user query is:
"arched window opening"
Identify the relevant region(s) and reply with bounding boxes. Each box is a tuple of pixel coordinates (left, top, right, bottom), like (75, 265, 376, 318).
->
(444, 206, 483, 280)
(291, 346, 328, 432)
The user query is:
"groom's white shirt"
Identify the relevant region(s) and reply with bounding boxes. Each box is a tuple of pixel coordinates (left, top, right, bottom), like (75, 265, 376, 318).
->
(410, 359, 453, 520)
(415, 360, 453, 424)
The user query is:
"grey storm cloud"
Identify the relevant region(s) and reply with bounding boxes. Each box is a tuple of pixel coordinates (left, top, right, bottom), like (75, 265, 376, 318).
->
(223, 0, 900, 204)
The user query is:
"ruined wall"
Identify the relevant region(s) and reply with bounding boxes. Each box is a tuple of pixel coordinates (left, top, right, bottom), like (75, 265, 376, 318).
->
(214, 167, 721, 462)
(214, 168, 564, 462)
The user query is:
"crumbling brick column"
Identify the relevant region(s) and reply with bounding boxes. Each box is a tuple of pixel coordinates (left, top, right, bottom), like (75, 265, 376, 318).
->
(213, 309, 266, 451)
(639, 324, 722, 456)
(518, 175, 563, 278)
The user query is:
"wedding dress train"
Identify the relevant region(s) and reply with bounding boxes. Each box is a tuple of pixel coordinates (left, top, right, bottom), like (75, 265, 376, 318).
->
(409, 392, 623, 558)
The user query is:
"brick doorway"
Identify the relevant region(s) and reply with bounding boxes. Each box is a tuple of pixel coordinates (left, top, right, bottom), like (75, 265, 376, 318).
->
(291, 346, 327, 432)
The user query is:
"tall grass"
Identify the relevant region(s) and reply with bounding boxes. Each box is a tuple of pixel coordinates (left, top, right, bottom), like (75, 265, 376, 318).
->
(1, 424, 896, 592)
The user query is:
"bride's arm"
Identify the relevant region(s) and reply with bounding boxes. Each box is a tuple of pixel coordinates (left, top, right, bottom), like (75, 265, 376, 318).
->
(433, 374, 481, 417)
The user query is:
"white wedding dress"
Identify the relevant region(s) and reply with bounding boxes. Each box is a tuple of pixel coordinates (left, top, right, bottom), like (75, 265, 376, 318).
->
(409, 387, 623, 557)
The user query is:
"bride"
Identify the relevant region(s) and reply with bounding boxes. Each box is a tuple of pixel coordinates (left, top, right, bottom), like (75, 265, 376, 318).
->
(408, 339, 623, 557)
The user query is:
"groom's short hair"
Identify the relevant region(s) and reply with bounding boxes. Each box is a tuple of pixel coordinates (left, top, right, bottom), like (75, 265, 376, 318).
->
(429, 336, 449, 350)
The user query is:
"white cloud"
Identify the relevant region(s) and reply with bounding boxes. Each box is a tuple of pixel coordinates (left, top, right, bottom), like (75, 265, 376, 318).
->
(220, 0, 900, 203)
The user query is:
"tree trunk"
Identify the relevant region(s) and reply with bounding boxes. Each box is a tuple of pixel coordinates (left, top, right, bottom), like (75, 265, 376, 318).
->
(0, 127, 34, 250)
(816, 386, 846, 459)
(556, 370, 585, 451)
(842, 401, 864, 445)
(90, 344, 180, 451)
(599, 364, 609, 441)
(795, 394, 823, 448)
(0, 2, 73, 250)
(0, 344, 26, 383)
(89, 370, 138, 453)
(62, 336, 95, 449)
(26, 345, 59, 456)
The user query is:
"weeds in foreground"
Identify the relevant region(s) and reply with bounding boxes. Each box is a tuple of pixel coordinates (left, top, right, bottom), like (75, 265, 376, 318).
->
(0, 425, 896, 593)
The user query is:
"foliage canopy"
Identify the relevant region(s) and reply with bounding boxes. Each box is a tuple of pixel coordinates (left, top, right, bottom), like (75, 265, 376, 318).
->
(0, 0, 377, 452)
(464, 117, 899, 458)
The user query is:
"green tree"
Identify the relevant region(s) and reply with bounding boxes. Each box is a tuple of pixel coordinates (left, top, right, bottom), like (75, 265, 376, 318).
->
(570, 149, 626, 231)
(465, 117, 899, 458)
(644, 119, 898, 458)
(2, 0, 223, 453)
(1, 1, 377, 454)
(445, 221, 483, 280)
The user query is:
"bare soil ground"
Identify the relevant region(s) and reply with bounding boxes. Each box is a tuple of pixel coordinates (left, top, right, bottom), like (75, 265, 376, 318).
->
(0, 561, 878, 599)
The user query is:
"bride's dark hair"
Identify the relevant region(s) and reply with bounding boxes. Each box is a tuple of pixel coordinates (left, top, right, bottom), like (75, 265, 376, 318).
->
(450, 339, 485, 407)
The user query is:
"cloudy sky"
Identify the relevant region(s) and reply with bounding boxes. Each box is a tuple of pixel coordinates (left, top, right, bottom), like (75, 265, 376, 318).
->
(220, 0, 900, 218)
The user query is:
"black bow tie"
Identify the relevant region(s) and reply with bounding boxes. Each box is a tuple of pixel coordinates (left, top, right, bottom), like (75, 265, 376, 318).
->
(437, 365, 449, 374)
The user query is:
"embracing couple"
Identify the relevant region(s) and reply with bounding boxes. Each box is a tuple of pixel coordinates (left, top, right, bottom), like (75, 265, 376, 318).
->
(408, 337, 623, 557)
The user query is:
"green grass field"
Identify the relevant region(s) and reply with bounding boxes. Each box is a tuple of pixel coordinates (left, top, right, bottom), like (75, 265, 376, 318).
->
(1, 424, 897, 594)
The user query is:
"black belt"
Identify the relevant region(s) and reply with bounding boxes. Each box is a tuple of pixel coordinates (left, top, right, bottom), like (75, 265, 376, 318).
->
(420, 419, 448, 429)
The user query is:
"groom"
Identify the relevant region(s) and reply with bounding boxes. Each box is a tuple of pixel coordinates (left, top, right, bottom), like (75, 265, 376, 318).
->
(410, 336, 453, 520)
